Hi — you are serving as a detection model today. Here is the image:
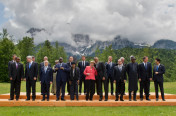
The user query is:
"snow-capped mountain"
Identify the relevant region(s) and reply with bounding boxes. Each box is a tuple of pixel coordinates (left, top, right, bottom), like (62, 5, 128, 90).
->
(27, 28, 176, 58)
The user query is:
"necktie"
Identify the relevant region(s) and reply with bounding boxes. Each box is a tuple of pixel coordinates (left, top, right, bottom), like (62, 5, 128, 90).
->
(45, 67, 47, 73)
(110, 62, 112, 68)
(156, 65, 159, 71)
(29, 63, 31, 68)
(16, 63, 18, 69)
(145, 63, 147, 70)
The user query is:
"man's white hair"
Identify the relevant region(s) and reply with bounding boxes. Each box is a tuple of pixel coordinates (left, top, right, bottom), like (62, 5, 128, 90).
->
(120, 57, 125, 60)
(27, 56, 32, 59)
(44, 56, 48, 59)
(44, 60, 49, 63)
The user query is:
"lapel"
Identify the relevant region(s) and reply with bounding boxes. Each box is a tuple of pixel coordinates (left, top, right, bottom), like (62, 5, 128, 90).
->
(27, 63, 29, 70)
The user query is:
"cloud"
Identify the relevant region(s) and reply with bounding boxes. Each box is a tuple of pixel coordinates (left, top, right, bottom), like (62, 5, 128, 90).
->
(0, 0, 176, 45)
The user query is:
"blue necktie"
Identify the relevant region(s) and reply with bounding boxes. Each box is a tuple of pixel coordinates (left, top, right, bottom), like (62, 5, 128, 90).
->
(145, 63, 147, 70)
(156, 66, 159, 71)
(29, 63, 31, 69)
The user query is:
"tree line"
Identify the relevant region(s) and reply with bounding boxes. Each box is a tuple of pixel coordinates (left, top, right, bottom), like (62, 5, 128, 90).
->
(1, 29, 176, 82)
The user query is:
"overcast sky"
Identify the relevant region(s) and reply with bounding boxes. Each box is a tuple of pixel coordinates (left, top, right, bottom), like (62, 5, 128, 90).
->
(0, 0, 176, 45)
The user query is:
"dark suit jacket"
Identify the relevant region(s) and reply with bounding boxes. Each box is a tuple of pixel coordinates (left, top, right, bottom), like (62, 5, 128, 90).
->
(40, 66, 53, 84)
(25, 62, 38, 80)
(9, 62, 24, 80)
(39, 62, 51, 73)
(95, 62, 107, 79)
(69, 67, 80, 81)
(105, 62, 116, 78)
(139, 62, 152, 81)
(78, 61, 89, 76)
(153, 64, 165, 82)
(55, 63, 69, 82)
(8, 60, 15, 71)
(113, 66, 127, 82)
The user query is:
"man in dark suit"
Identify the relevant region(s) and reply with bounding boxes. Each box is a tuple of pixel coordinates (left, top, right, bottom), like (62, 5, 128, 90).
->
(113, 59, 126, 101)
(105, 56, 116, 95)
(94, 57, 108, 101)
(24, 56, 38, 101)
(55, 57, 69, 101)
(40, 61, 53, 101)
(69, 62, 80, 100)
(78, 56, 89, 95)
(139, 56, 152, 101)
(39, 56, 51, 95)
(9, 57, 24, 101)
(66, 56, 74, 95)
(153, 58, 165, 101)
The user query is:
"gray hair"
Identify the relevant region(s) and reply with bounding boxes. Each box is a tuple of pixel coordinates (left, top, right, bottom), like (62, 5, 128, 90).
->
(27, 56, 32, 59)
(44, 60, 49, 63)
(94, 57, 99, 60)
(120, 57, 125, 60)
(44, 56, 48, 59)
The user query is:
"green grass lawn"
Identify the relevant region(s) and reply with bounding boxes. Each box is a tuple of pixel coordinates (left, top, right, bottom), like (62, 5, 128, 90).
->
(0, 81, 176, 94)
(0, 82, 176, 115)
(0, 106, 176, 116)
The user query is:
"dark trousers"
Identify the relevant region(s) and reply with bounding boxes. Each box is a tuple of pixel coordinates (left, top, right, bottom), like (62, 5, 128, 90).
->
(115, 80, 124, 100)
(154, 81, 165, 100)
(79, 75, 86, 94)
(107, 76, 114, 94)
(129, 91, 137, 100)
(140, 80, 150, 99)
(41, 82, 50, 100)
(70, 80, 78, 100)
(86, 80, 95, 100)
(97, 78, 108, 100)
(10, 79, 21, 99)
(67, 80, 70, 94)
(26, 79, 36, 100)
(56, 81, 66, 99)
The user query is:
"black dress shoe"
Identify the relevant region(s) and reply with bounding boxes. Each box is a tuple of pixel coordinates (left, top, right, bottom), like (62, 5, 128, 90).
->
(56, 98, 59, 101)
(61, 98, 65, 101)
(156, 98, 159, 101)
(129, 99, 132, 101)
(146, 99, 151, 101)
(162, 99, 166, 101)
(99, 98, 102, 101)
(32, 99, 35, 101)
(16, 99, 19, 101)
(47, 99, 49, 101)
(120, 99, 124, 101)
(25, 99, 30, 101)
(8, 98, 14, 101)
(133, 99, 137, 101)
(115, 99, 118, 101)
(41, 99, 45, 101)
(76, 99, 79, 101)
(104, 99, 108, 101)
